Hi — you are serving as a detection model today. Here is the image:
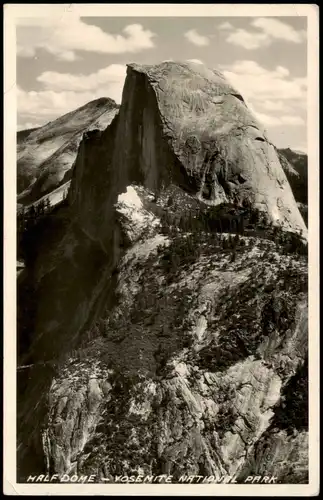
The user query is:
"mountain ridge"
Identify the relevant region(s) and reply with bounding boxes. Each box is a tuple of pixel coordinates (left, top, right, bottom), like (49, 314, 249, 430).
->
(17, 97, 119, 206)
(17, 61, 308, 484)
(17, 91, 308, 222)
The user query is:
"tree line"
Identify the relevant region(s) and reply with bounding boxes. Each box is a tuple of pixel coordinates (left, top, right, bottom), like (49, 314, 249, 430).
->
(17, 198, 51, 235)
(160, 200, 307, 257)
(17, 197, 53, 264)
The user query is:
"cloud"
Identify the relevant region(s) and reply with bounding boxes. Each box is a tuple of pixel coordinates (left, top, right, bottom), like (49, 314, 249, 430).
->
(226, 29, 270, 50)
(250, 110, 281, 126)
(37, 64, 127, 94)
(291, 144, 307, 154)
(17, 121, 41, 131)
(251, 110, 304, 127)
(218, 22, 234, 30)
(220, 60, 306, 128)
(16, 16, 156, 61)
(186, 59, 204, 65)
(18, 87, 103, 122)
(17, 64, 127, 125)
(251, 17, 306, 43)
(258, 100, 291, 112)
(279, 115, 305, 126)
(222, 17, 306, 50)
(220, 60, 307, 102)
(184, 29, 209, 46)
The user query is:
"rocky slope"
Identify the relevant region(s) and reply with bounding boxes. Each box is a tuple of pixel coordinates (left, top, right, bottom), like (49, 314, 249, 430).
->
(278, 148, 308, 204)
(17, 97, 119, 206)
(277, 148, 308, 226)
(17, 61, 308, 484)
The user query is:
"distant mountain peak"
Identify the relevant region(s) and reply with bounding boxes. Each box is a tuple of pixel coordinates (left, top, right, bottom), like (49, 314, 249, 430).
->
(292, 149, 307, 156)
(17, 98, 119, 206)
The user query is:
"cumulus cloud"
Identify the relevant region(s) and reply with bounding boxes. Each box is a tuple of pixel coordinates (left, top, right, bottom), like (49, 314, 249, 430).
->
(18, 87, 100, 121)
(17, 64, 127, 125)
(222, 17, 306, 50)
(37, 64, 127, 93)
(220, 60, 306, 128)
(252, 17, 306, 43)
(184, 29, 210, 46)
(16, 16, 156, 61)
(220, 60, 307, 102)
(226, 29, 270, 50)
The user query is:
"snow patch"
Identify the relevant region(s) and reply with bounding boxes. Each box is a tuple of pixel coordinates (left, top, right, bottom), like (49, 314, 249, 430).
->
(173, 362, 190, 377)
(117, 186, 143, 209)
(115, 185, 160, 242)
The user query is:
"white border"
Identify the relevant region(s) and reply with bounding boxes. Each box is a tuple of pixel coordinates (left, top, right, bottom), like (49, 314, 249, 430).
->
(3, 4, 320, 496)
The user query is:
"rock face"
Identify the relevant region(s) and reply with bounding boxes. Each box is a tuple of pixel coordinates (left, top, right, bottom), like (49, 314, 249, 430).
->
(17, 97, 119, 206)
(277, 148, 308, 226)
(17, 62, 308, 484)
(120, 62, 305, 233)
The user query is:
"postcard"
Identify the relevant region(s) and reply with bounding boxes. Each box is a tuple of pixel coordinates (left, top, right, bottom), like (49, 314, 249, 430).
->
(3, 3, 319, 496)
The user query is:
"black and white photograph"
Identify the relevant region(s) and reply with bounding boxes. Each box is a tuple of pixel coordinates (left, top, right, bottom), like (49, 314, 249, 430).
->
(3, 3, 319, 496)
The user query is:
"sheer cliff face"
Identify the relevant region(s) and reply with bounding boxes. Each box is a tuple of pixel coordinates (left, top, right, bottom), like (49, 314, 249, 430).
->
(69, 62, 306, 240)
(17, 62, 308, 483)
(121, 62, 305, 233)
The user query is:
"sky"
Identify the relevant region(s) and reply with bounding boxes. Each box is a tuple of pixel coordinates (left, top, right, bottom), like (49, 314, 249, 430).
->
(16, 16, 307, 152)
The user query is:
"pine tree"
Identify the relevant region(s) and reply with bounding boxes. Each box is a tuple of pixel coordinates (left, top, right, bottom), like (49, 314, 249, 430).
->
(45, 197, 51, 212)
(222, 237, 229, 250)
(230, 250, 236, 263)
(238, 214, 245, 235)
(234, 233, 240, 247)
(37, 199, 45, 216)
(27, 205, 36, 228)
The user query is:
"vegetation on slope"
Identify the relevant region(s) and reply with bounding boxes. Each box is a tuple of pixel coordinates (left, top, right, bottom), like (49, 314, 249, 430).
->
(17, 178, 308, 482)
